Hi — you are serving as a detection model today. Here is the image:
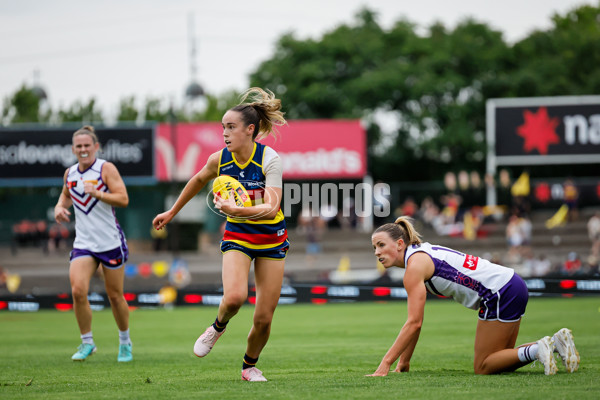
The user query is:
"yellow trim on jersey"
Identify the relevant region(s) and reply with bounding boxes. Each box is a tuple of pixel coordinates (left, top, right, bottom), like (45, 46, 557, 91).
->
(221, 249, 253, 260)
(219, 160, 235, 168)
(256, 256, 287, 261)
(223, 239, 287, 250)
(232, 142, 257, 169)
(226, 209, 285, 224)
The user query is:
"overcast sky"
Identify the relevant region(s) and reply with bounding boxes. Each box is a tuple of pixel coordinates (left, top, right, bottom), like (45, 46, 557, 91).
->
(0, 0, 593, 119)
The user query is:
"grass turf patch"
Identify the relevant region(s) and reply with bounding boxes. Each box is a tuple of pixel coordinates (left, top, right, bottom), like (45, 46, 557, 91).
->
(0, 297, 598, 399)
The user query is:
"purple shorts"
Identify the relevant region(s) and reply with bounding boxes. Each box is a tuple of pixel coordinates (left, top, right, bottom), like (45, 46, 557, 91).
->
(478, 273, 528, 322)
(70, 245, 128, 269)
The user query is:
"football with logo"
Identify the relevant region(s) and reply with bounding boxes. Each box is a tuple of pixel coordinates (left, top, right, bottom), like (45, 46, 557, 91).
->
(212, 175, 252, 207)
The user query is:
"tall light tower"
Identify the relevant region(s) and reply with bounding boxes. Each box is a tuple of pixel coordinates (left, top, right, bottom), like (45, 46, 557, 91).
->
(32, 69, 48, 101)
(185, 13, 204, 102)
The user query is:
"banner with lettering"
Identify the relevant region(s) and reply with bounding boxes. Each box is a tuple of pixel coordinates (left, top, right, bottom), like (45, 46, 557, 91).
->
(0, 126, 155, 186)
(487, 96, 600, 165)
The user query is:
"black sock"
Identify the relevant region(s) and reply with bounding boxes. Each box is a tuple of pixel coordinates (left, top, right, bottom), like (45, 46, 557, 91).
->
(212, 317, 228, 332)
(242, 354, 259, 370)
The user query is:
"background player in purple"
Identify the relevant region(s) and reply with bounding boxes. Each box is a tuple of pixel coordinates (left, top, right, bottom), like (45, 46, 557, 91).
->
(367, 216, 579, 376)
(54, 125, 132, 362)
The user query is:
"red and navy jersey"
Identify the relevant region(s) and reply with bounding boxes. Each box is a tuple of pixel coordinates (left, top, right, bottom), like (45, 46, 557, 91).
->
(218, 142, 287, 249)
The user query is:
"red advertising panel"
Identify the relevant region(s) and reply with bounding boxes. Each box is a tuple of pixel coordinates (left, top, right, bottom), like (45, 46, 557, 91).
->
(156, 120, 366, 181)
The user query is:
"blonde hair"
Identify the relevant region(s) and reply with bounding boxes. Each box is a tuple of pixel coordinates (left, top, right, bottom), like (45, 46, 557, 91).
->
(72, 125, 99, 146)
(231, 87, 286, 140)
(373, 216, 422, 245)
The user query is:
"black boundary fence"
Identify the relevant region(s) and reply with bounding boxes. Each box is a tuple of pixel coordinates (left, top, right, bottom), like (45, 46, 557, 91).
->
(1, 278, 599, 312)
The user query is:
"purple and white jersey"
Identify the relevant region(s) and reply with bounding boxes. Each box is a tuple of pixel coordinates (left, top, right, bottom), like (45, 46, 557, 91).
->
(405, 242, 514, 310)
(66, 158, 126, 252)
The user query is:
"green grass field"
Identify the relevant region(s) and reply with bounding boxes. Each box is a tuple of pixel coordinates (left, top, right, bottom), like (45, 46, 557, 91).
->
(1, 297, 599, 399)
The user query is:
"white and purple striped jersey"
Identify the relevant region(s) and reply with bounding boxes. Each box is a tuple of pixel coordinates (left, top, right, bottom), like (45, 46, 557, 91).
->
(405, 242, 514, 310)
(66, 158, 126, 252)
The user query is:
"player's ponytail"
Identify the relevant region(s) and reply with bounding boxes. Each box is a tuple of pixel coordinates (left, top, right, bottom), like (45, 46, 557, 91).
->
(231, 87, 287, 140)
(373, 216, 422, 245)
(394, 216, 422, 245)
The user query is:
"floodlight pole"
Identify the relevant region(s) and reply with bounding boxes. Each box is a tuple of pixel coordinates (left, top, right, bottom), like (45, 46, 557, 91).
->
(169, 103, 180, 258)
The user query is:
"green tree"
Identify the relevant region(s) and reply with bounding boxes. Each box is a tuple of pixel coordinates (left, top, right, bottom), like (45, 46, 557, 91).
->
(187, 91, 241, 122)
(511, 4, 600, 95)
(1, 85, 51, 124)
(250, 9, 509, 180)
(143, 97, 170, 122)
(116, 96, 139, 122)
(250, 4, 600, 182)
(57, 98, 104, 125)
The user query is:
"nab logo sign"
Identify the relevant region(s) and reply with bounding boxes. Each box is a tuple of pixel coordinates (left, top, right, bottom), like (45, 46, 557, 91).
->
(517, 107, 560, 155)
(517, 107, 600, 155)
(563, 114, 600, 145)
(489, 96, 600, 159)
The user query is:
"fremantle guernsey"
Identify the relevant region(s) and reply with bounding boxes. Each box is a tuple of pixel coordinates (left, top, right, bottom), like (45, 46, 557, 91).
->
(218, 142, 287, 250)
(405, 242, 514, 310)
(66, 158, 126, 252)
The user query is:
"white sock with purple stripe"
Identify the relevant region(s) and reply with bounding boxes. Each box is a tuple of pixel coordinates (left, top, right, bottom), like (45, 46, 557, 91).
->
(518, 344, 538, 362)
(119, 329, 131, 345)
(81, 331, 94, 345)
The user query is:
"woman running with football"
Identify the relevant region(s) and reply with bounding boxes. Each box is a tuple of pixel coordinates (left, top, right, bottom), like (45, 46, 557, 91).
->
(367, 216, 580, 376)
(54, 125, 133, 363)
(153, 87, 288, 382)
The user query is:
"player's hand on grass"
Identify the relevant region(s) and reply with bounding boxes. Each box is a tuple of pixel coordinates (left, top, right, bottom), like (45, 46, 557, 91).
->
(366, 364, 390, 377)
(393, 361, 410, 373)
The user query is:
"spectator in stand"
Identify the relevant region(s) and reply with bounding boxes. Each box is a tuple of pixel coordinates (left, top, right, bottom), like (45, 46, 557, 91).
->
(296, 205, 325, 266)
(150, 225, 168, 252)
(587, 211, 600, 258)
(533, 254, 552, 278)
(520, 215, 533, 249)
(0, 265, 7, 288)
(320, 201, 341, 229)
(561, 252, 582, 276)
(506, 214, 525, 262)
(521, 249, 536, 278)
(497, 169, 512, 211)
(400, 197, 418, 218)
(433, 192, 463, 237)
(418, 196, 440, 228)
(469, 171, 486, 206)
(340, 195, 358, 230)
(373, 180, 392, 226)
(48, 222, 71, 252)
(34, 220, 48, 250)
(563, 179, 579, 222)
(12, 220, 35, 247)
(585, 255, 599, 276)
(511, 171, 531, 219)
(462, 206, 484, 241)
